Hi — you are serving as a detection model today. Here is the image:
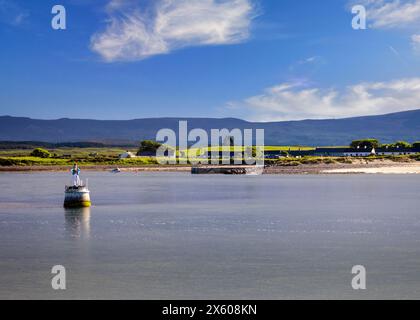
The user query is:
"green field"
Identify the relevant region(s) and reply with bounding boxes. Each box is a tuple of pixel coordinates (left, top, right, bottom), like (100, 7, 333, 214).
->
(0, 147, 153, 166)
(0, 156, 159, 167)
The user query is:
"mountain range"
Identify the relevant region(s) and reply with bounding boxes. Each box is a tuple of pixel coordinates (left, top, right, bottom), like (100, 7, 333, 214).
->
(0, 109, 419, 146)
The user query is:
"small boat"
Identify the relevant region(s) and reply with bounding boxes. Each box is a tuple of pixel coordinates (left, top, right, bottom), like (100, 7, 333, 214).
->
(64, 184, 91, 208)
(111, 168, 121, 173)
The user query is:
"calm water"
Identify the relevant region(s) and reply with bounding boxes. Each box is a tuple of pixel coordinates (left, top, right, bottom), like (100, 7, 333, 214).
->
(0, 172, 419, 299)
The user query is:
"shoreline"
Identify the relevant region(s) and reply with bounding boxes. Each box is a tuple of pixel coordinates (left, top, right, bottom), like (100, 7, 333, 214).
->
(264, 160, 420, 174)
(1, 160, 419, 174)
(0, 164, 193, 173)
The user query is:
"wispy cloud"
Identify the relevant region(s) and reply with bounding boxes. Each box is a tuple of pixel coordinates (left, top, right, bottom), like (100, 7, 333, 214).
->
(358, 0, 420, 29)
(349, 1, 420, 53)
(412, 33, 420, 50)
(229, 78, 420, 121)
(298, 56, 320, 64)
(91, 0, 257, 62)
(389, 45, 400, 55)
(288, 56, 326, 74)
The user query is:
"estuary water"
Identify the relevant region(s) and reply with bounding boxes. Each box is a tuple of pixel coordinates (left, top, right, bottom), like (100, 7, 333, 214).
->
(0, 172, 419, 299)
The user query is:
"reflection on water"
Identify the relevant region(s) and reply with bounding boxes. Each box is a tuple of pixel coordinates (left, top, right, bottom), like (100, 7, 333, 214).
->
(64, 207, 91, 239)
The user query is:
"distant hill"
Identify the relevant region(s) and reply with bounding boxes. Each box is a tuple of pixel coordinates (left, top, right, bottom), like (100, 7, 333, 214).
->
(0, 110, 419, 146)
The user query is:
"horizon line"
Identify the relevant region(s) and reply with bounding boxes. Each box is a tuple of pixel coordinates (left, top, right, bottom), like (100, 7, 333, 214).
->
(1, 108, 419, 123)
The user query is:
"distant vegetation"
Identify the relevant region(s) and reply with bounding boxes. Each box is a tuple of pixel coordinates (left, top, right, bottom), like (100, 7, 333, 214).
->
(0, 155, 158, 167)
(137, 140, 162, 155)
(0, 138, 419, 168)
(350, 139, 380, 149)
(383, 141, 412, 148)
(350, 139, 416, 149)
(30, 148, 51, 158)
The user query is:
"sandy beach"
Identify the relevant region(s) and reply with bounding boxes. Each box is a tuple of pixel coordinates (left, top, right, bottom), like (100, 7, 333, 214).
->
(322, 164, 420, 174)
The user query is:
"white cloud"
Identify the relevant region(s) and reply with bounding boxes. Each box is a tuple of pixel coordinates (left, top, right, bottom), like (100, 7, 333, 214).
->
(356, 0, 420, 29)
(91, 0, 256, 62)
(412, 33, 420, 50)
(301, 56, 318, 63)
(231, 78, 420, 121)
(349, 1, 420, 52)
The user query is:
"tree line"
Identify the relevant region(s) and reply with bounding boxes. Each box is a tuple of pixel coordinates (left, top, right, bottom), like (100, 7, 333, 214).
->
(350, 139, 420, 149)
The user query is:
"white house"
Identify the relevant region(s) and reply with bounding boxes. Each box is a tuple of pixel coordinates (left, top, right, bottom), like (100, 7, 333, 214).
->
(119, 151, 137, 159)
(344, 146, 376, 157)
(375, 146, 420, 156)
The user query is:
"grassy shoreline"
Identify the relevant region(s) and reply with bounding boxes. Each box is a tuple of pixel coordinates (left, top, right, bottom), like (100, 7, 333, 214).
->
(1, 153, 418, 166)
(1, 155, 419, 174)
(1, 145, 419, 174)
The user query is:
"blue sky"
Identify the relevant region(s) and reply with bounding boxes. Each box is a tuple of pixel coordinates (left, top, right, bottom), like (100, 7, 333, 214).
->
(1, 0, 420, 121)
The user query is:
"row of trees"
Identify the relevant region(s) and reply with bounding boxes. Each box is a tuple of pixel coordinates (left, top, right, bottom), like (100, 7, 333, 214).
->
(137, 140, 162, 155)
(350, 139, 420, 149)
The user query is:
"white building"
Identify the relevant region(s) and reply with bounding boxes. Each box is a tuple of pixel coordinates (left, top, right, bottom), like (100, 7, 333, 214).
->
(119, 151, 136, 159)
